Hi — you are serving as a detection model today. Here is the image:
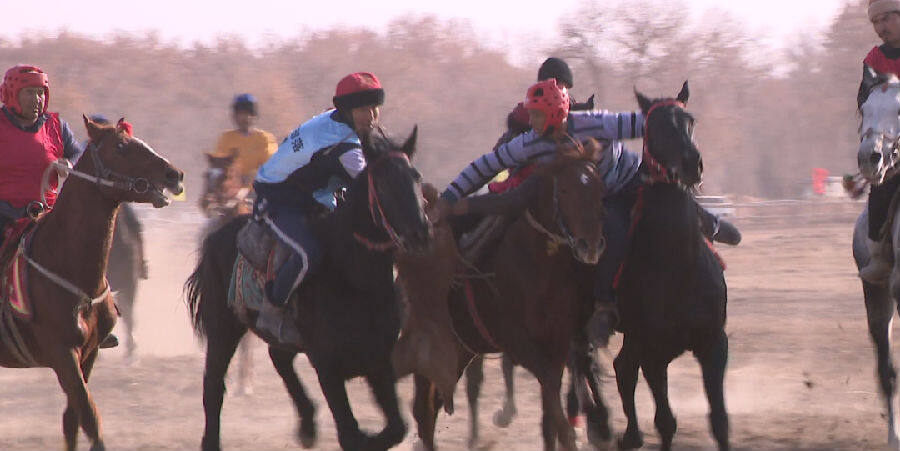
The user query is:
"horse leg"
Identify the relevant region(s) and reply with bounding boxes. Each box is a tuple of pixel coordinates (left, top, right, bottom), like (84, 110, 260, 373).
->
(614, 335, 643, 449)
(866, 280, 900, 449)
(365, 365, 408, 451)
(316, 367, 367, 451)
(537, 369, 575, 451)
(235, 336, 254, 395)
(412, 373, 442, 451)
(464, 355, 484, 448)
(694, 331, 730, 451)
(53, 349, 104, 451)
(493, 353, 517, 427)
(200, 329, 243, 451)
(565, 352, 581, 426)
(641, 359, 676, 451)
(120, 291, 137, 360)
(268, 346, 317, 448)
(572, 340, 611, 446)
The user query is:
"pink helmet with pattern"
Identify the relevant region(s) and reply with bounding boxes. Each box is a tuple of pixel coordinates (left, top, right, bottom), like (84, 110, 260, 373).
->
(524, 79, 569, 135)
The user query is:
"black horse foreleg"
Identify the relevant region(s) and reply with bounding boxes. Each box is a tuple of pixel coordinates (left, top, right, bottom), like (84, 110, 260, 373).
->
(464, 355, 484, 448)
(641, 358, 677, 451)
(366, 365, 408, 451)
(268, 346, 317, 448)
(200, 331, 243, 451)
(614, 335, 643, 450)
(695, 330, 730, 451)
(493, 353, 518, 427)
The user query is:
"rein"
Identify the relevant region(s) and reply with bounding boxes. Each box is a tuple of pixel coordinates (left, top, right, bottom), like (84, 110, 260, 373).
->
(17, 227, 110, 312)
(354, 151, 411, 252)
(40, 133, 153, 206)
(642, 99, 686, 184)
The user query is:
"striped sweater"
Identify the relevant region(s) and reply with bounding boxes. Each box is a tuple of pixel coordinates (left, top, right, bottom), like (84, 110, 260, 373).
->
(441, 110, 644, 202)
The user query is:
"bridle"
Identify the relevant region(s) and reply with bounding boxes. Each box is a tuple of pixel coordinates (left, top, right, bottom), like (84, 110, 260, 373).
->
(40, 132, 155, 206)
(642, 99, 687, 184)
(353, 151, 413, 252)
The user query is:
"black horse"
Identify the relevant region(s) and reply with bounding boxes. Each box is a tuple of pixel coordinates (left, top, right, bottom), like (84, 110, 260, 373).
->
(614, 82, 730, 451)
(185, 128, 431, 451)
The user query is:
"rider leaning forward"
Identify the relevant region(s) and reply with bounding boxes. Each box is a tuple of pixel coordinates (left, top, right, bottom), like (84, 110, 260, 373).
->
(433, 70, 741, 315)
(251, 72, 383, 337)
(859, 0, 900, 284)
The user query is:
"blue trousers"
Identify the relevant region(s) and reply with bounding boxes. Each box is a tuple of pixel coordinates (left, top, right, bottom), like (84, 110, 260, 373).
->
(261, 199, 322, 305)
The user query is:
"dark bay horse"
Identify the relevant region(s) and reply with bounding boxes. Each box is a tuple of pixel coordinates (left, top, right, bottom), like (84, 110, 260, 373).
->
(614, 82, 730, 451)
(197, 151, 256, 393)
(106, 203, 146, 359)
(185, 128, 431, 451)
(0, 117, 182, 451)
(394, 141, 607, 451)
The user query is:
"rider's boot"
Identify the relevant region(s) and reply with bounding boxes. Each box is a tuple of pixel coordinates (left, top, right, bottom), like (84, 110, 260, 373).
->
(861, 238, 892, 285)
(713, 219, 741, 245)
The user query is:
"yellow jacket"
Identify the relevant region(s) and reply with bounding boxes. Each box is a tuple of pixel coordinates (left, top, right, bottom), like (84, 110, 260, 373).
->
(210, 128, 277, 184)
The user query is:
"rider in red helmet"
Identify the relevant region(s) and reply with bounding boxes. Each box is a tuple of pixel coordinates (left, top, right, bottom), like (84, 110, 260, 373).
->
(0, 65, 83, 236)
(251, 71, 385, 340)
(435, 75, 739, 328)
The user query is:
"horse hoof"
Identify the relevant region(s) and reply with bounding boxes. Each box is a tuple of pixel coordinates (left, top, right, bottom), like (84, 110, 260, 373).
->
(587, 419, 612, 445)
(492, 407, 516, 428)
(617, 430, 643, 450)
(298, 419, 317, 449)
(89, 441, 106, 451)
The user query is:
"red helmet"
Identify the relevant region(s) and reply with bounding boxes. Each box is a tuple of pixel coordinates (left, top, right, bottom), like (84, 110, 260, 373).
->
(524, 79, 569, 135)
(1, 65, 50, 115)
(333, 72, 384, 111)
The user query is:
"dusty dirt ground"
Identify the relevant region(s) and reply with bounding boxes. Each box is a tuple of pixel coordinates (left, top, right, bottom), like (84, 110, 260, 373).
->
(0, 201, 893, 451)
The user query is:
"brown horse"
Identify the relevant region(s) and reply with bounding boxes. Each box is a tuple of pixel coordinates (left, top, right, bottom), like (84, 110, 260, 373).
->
(394, 140, 607, 451)
(0, 117, 182, 451)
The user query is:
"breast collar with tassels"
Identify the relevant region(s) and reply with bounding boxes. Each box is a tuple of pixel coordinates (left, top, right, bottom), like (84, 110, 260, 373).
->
(353, 151, 411, 253)
(642, 99, 686, 184)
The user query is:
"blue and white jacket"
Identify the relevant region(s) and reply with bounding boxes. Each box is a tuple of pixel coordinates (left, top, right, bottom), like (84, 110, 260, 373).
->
(441, 110, 644, 202)
(255, 109, 366, 210)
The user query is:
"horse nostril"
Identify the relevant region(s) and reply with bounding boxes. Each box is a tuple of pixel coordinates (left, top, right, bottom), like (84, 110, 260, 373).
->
(871, 152, 883, 165)
(166, 169, 182, 183)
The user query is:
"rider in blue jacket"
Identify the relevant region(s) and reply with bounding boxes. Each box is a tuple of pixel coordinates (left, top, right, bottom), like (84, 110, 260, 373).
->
(254, 72, 383, 308)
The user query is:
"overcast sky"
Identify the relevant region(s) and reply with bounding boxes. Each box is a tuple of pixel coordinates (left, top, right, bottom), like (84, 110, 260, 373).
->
(4, 0, 853, 55)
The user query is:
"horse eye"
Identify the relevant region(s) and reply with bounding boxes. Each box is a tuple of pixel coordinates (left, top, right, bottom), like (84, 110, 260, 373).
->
(411, 169, 422, 181)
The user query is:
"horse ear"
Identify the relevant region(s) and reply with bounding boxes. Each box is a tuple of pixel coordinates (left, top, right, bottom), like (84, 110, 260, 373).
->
(634, 88, 653, 113)
(402, 125, 418, 159)
(677, 80, 690, 105)
(83, 114, 104, 142)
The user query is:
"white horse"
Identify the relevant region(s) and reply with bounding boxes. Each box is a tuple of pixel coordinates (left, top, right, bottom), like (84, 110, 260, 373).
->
(854, 68, 900, 450)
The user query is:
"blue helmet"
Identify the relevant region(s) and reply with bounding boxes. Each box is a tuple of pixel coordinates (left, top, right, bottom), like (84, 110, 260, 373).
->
(232, 93, 257, 115)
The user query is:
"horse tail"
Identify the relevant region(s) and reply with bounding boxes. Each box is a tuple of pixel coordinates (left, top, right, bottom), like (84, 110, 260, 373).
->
(184, 216, 246, 339)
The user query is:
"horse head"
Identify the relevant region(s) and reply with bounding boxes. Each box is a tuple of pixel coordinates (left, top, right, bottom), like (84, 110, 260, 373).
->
(531, 139, 607, 264)
(859, 69, 900, 185)
(200, 151, 249, 215)
(636, 81, 701, 187)
(358, 127, 432, 253)
(82, 116, 183, 207)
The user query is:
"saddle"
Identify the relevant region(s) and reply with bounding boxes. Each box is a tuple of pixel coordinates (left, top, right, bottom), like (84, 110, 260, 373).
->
(0, 218, 39, 320)
(235, 218, 291, 280)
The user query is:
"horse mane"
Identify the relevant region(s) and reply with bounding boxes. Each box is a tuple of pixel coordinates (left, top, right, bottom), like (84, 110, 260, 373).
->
(531, 138, 603, 177)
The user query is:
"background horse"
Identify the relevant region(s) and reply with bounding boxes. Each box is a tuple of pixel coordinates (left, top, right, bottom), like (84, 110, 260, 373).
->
(185, 128, 431, 451)
(198, 151, 257, 394)
(614, 82, 729, 451)
(106, 203, 146, 360)
(853, 70, 900, 450)
(0, 117, 182, 451)
(394, 141, 607, 451)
